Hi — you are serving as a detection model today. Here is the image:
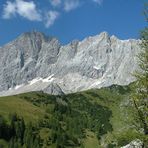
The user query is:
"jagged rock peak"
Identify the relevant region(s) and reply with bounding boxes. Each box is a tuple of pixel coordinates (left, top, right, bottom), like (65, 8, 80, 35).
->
(19, 31, 58, 43)
(0, 31, 140, 96)
(98, 31, 109, 37)
(82, 31, 109, 41)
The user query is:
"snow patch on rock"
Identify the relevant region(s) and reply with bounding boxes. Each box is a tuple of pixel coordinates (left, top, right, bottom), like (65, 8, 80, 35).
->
(29, 74, 55, 85)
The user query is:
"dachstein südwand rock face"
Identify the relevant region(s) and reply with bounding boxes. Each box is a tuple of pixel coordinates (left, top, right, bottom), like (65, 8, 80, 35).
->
(0, 31, 140, 96)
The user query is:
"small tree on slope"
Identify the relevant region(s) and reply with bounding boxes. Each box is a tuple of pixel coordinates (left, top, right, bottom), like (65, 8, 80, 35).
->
(132, 26, 148, 135)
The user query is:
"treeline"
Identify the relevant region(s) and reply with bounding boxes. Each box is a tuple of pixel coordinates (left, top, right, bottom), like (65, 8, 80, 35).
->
(0, 114, 41, 148)
(25, 93, 113, 147)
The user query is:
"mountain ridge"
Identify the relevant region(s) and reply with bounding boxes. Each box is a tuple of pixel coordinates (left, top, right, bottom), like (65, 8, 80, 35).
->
(0, 31, 140, 96)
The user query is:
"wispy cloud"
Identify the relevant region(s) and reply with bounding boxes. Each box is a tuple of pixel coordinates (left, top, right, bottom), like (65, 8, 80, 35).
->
(2, 0, 103, 28)
(45, 11, 59, 28)
(92, 0, 103, 5)
(2, 1, 16, 19)
(3, 0, 41, 21)
(64, 0, 80, 12)
(50, 0, 61, 7)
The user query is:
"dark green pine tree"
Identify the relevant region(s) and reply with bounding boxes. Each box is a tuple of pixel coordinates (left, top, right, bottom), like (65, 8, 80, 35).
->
(19, 117, 25, 144)
(9, 138, 15, 148)
(10, 113, 17, 137)
(0, 115, 6, 138)
(33, 136, 41, 148)
(23, 123, 33, 147)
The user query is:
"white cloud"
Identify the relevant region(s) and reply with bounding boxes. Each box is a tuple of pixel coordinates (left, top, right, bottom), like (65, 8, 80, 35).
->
(16, 0, 41, 21)
(92, 0, 103, 5)
(45, 11, 59, 28)
(3, 1, 16, 19)
(64, 0, 80, 12)
(3, 0, 41, 21)
(2, 0, 103, 28)
(50, 0, 61, 7)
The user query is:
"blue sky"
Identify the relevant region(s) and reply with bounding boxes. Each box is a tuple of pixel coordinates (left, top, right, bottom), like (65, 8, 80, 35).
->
(0, 0, 147, 46)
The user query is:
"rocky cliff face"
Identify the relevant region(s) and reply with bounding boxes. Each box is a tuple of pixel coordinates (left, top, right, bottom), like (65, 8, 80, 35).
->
(0, 31, 140, 96)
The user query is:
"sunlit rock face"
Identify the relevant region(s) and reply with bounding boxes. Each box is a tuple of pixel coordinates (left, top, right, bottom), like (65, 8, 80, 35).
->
(0, 31, 140, 96)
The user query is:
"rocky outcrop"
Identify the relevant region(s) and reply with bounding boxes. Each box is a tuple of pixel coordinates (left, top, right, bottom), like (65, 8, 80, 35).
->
(43, 83, 64, 95)
(0, 31, 140, 96)
(121, 139, 143, 148)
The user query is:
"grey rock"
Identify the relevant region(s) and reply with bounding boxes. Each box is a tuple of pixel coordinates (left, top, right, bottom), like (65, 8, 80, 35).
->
(0, 31, 140, 96)
(43, 83, 64, 95)
(121, 139, 143, 148)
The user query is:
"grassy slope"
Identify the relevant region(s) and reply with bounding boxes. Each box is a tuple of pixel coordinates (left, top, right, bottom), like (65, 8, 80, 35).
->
(0, 139, 8, 148)
(0, 92, 46, 123)
(0, 84, 141, 147)
(82, 130, 100, 148)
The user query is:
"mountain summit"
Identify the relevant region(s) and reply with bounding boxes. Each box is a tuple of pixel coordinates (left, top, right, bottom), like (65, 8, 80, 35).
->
(0, 31, 140, 96)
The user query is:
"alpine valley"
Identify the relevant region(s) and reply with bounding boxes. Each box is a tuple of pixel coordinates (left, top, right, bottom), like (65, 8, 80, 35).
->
(0, 32, 146, 148)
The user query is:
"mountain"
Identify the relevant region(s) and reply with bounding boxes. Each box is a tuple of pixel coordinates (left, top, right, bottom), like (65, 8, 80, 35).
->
(0, 31, 140, 96)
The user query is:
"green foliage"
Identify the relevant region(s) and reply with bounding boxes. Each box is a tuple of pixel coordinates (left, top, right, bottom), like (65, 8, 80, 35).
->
(0, 114, 41, 148)
(132, 27, 148, 135)
(116, 130, 144, 146)
(0, 84, 142, 147)
(0, 139, 8, 148)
